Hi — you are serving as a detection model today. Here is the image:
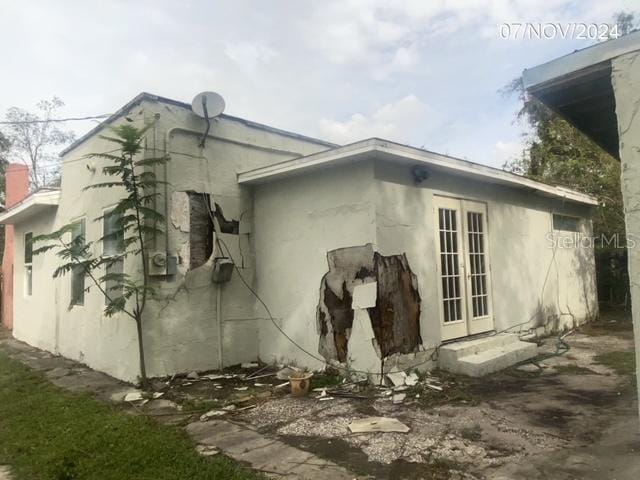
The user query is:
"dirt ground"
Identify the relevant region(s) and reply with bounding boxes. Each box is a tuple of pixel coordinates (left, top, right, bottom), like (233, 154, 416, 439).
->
(1, 310, 637, 479)
(156, 309, 638, 480)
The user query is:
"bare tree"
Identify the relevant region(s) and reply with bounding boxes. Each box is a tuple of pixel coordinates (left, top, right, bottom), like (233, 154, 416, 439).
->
(2, 97, 75, 189)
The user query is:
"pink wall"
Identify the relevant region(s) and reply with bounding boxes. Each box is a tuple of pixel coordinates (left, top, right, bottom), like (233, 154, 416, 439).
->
(2, 164, 30, 330)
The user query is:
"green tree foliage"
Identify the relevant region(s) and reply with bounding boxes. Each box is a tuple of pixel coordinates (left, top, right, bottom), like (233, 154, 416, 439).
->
(34, 124, 168, 383)
(503, 78, 625, 243)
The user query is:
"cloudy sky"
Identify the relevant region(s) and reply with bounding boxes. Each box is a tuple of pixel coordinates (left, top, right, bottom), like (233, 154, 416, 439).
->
(1, 0, 637, 167)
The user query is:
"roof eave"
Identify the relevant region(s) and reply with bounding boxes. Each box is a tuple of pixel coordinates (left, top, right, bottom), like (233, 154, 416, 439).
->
(0, 190, 61, 225)
(238, 139, 598, 207)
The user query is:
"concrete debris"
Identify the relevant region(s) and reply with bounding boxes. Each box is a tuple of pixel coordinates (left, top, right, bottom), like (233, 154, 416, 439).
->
(386, 370, 407, 387)
(187, 371, 199, 380)
(241, 362, 259, 369)
(203, 373, 238, 380)
(222, 405, 237, 411)
(196, 444, 220, 457)
(405, 372, 419, 386)
(517, 363, 541, 373)
(348, 417, 410, 434)
(152, 392, 164, 399)
(123, 391, 145, 402)
(200, 410, 227, 421)
(393, 393, 407, 404)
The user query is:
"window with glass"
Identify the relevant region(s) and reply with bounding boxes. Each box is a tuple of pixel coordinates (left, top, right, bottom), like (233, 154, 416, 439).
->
(103, 209, 124, 305)
(552, 213, 580, 232)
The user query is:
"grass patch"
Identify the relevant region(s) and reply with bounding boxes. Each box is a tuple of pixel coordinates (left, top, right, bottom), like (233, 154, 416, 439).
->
(310, 373, 344, 389)
(593, 351, 637, 376)
(554, 364, 598, 375)
(0, 352, 263, 480)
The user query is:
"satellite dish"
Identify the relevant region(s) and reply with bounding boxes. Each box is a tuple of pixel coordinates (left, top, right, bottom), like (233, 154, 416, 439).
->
(191, 91, 225, 119)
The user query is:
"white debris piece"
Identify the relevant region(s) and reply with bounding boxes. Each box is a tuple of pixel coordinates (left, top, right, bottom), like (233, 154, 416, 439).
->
(187, 371, 199, 380)
(222, 404, 237, 411)
(425, 383, 443, 391)
(152, 392, 164, 399)
(348, 417, 410, 434)
(200, 410, 227, 421)
(405, 372, 419, 386)
(196, 445, 220, 457)
(241, 362, 259, 369)
(392, 393, 406, 404)
(386, 369, 407, 387)
(123, 391, 145, 402)
(234, 386, 249, 391)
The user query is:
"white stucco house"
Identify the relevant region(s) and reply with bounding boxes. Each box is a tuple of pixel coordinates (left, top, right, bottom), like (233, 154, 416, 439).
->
(0, 92, 598, 382)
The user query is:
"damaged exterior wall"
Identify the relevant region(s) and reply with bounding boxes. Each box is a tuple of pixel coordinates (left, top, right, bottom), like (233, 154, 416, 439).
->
(10, 98, 331, 382)
(253, 162, 378, 369)
(316, 245, 422, 366)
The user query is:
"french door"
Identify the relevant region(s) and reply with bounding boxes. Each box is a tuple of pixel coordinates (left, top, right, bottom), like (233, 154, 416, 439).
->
(434, 196, 494, 341)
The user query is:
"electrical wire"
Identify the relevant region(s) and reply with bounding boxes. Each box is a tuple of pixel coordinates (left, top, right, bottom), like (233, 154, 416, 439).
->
(0, 114, 112, 125)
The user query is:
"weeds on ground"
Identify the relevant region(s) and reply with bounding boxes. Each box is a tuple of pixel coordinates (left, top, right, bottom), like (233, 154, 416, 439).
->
(0, 353, 264, 480)
(553, 364, 598, 375)
(594, 351, 636, 377)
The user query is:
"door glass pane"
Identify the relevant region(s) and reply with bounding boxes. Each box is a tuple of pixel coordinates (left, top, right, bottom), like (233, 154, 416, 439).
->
(467, 211, 489, 318)
(439, 208, 462, 322)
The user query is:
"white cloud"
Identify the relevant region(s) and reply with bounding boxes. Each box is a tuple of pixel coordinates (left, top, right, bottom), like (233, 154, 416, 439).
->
(224, 42, 279, 75)
(319, 95, 428, 145)
(493, 140, 526, 167)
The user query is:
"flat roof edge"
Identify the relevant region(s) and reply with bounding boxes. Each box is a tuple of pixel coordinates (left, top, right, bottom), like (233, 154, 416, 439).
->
(238, 138, 598, 207)
(60, 93, 337, 157)
(0, 190, 61, 224)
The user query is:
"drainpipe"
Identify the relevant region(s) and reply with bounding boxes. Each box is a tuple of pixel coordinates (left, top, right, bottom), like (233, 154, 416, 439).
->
(217, 281, 224, 369)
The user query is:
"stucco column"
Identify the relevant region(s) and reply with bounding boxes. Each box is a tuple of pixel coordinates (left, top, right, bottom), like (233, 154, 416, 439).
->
(1, 164, 30, 329)
(612, 52, 640, 418)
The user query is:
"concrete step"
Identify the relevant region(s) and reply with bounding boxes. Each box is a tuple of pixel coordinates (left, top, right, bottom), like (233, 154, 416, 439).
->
(438, 334, 538, 377)
(438, 334, 518, 366)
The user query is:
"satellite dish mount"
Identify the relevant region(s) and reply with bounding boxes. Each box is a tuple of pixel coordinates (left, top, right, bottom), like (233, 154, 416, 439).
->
(191, 92, 226, 148)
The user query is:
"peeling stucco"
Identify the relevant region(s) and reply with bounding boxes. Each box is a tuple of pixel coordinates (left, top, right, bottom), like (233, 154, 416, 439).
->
(317, 244, 422, 364)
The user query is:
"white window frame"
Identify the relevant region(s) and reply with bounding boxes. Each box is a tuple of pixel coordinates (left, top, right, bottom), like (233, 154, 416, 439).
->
(70, 218, 86, 307)
(24, 231, 33, 297)
(552, 213, 582, 233)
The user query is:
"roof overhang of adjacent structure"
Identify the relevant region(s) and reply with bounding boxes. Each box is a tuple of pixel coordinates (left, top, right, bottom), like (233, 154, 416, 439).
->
(523, 30, 640, 160)
(237, 138, 598, 206)
(0, 189, 60, 225)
